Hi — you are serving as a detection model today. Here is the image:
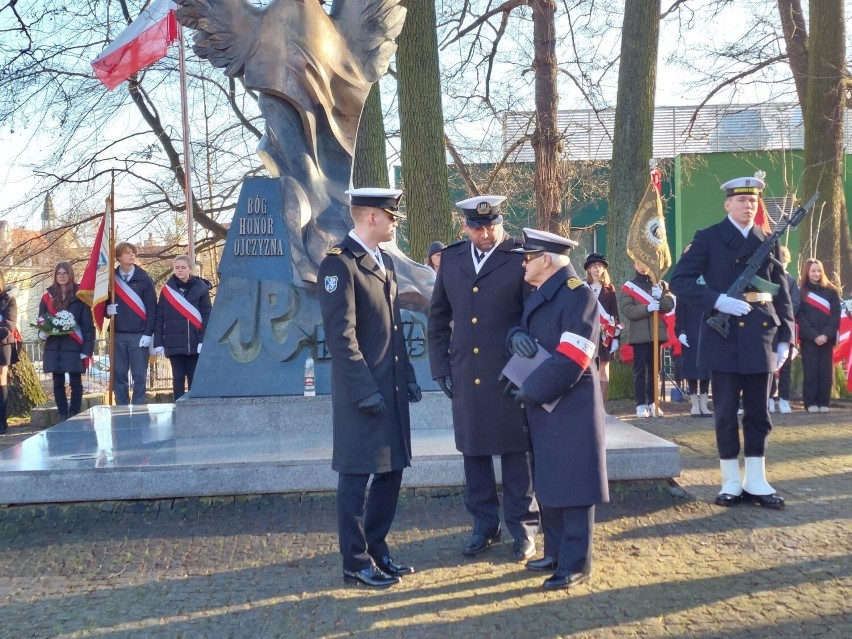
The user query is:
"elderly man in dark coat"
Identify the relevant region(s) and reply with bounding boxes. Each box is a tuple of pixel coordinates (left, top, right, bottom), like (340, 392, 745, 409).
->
(318, 187, 422, 589)
(428, 195, 540, 561)
(506, 228, 608, 590)
(669, 175, 794, 510)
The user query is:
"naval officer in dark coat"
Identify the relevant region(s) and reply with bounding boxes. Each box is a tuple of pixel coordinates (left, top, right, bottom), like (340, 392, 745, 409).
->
(507, 228, 608, 590)
(318, 187, 422, 588)
(428, 195, 540, 560)
(669, 176, 794, 509)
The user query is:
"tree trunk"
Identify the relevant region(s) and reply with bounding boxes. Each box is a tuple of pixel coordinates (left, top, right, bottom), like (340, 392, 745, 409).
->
(531, 0, 562, 232)
(397, 0, 453, 262)
(777, 0, 809, 109)
(607, 0, 661, 286)
(353, 84, 390, 189)
(800, 0, 844, 285)
(9, 348, 48, 418)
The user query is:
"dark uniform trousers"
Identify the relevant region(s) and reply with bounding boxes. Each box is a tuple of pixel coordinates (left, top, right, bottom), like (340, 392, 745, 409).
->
(800, 341, 834, 408)
(463, 452, 538, 539)
(541, 505, 595, 573)
(337, 470, 403, 572)
(711, 371, 772, 459)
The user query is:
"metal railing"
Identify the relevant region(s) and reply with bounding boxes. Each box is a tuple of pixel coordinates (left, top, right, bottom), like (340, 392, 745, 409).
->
(24, 339, 173, 394)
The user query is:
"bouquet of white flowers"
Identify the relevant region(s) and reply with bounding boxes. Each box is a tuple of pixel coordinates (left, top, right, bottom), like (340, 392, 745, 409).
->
(32, 310, 78, 338)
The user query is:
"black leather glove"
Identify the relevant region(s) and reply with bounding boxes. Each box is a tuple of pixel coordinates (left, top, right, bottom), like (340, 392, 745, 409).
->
(510, 386, 539, 407)
(407, 383, 422, 403)
(436, 376, 453, 399)
(509, 331, 538, 358)
(356, 392, 385, 416)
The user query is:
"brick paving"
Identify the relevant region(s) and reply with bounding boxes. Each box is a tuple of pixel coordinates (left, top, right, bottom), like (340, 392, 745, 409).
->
(0, 400, 850, 638)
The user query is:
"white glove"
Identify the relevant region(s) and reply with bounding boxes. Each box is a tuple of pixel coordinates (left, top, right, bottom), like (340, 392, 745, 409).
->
(651, 285, 662, 300)
(775, 343, 790, 371)
(678, 334, 689, 347)
(153, 346, 165, 356)
(790, 346, 799, 360)
(197, 343, 203, 354)
(609, 339, 619, 355)
(714, 294, 751, 316)
(106, 304, 118, 316)
(139, 335, 152, 348)
(38, 331, 48, 340)
(646, 300, 660, 313)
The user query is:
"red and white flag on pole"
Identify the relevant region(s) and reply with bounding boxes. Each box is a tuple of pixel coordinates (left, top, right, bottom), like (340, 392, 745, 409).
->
(77, 204, 112, 331)
(91, 0, 178, 90)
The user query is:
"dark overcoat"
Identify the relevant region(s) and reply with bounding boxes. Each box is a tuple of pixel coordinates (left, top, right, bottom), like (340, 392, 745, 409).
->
(427, 235, 530, 456)
(674, 300, 709, 381)
(154, 274, 213, 356)
(797, 283, 840, 345)
(518, 265, 609, 508)
(595, 283, 619, 362)
(39, 286, 95, 374)
(318, 234, 416, 475)
(0, 287, 17, 345)
(669, 217, 794, 374)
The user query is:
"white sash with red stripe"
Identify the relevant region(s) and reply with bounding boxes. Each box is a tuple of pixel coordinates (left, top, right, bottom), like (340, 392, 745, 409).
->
(161, 284, 202, 329)
(115, 277, 147, 321)
(41, 292, 83, 345)
(621, 281, 654, 305)
(556, 331, 596, 370)
(804, 291, 831, 316)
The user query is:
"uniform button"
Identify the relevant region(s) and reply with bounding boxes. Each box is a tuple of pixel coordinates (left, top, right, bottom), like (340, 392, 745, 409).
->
(738, 321, 745, 328)
(473, 347, 479, 354)
(395, 386, 399, 392)
(471, 317, 478, 324)
(474, 378, 481, 385)
(472, 286, 479, 293)
(395, 356, 399, 361)
(760, 301, 766, 306)
(394, 325, 398, 331)
(762, 322, 768, 327)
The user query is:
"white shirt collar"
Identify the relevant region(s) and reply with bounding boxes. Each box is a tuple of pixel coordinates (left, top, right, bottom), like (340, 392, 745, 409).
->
(471, 241, 498, 273)
(119, 266, 135, 281)
(726, 214, 754, 238)
(348, 230, 384, 271)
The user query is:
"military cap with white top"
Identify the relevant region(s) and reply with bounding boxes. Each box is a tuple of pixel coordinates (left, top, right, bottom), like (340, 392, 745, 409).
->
(720, 176, 765, 197)
(346, 187, 405, 218)
(457, 195, 506, 227)
(512, 227, 578, 255)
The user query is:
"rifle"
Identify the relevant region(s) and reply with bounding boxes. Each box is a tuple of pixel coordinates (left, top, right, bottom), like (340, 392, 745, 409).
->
(707, 192, 819, 338)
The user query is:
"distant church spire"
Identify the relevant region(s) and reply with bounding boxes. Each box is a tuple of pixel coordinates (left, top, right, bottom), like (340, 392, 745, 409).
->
(42, 193, 56, 229)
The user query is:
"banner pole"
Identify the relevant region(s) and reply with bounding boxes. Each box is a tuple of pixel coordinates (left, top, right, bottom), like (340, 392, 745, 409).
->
(177, 24, 195, 265)
(108, 171, 116, 406)
(653, 309, 660, 414)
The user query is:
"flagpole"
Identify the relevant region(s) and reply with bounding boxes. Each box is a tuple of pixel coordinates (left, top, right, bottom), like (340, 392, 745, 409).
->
(177, 24, 195, 264)
(108, 171, 117, 406)
(653, 310, 660, 415)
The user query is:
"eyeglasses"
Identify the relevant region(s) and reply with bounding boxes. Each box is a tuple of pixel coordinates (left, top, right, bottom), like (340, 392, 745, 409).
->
(56, 271, 69, 276)
(523, 252, 545, 263)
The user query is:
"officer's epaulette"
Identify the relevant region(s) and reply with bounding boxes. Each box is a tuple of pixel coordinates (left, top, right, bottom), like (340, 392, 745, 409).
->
(326, 245, 344, 256)
(445, 239, 465, 249)
(566, 277, 584, 290)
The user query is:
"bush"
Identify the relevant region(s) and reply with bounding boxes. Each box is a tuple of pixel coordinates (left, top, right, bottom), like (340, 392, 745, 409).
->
(607, 359, 634, 400)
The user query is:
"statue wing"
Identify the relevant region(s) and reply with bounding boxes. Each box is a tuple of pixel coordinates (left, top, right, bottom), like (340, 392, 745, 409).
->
(175, 0, 263, 78)
(329, 0, 407, 81)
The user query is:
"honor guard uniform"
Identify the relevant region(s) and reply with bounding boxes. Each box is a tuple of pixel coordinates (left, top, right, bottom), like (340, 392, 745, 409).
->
(507, 228, 608, 589)
(669, 176, 794, 509)
(318, 187, 421, 588)
(428, 195, 540, 561)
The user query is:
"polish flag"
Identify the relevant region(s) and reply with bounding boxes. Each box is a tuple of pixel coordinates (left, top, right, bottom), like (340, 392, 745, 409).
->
(91, 0, 178, 90)
(77, 205, 112, 330)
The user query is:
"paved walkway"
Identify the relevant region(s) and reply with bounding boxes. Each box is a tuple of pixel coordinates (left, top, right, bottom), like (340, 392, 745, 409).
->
(0, 400, 850, 638)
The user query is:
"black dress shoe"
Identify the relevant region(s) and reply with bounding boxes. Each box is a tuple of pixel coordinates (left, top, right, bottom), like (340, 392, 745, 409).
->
(741, 490, 785, 509)
(512, 538, 536, 561)
(526, 556, 557, 572)
(714, 493, 742, 507)
(542, 569, 590, 590)
(462, 530, 501, 556)
(342, 565, 400, 588)
(374, 555, 415, 576)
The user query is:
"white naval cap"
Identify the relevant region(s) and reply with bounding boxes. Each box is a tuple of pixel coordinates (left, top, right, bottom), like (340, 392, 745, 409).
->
(513, 227, 578, 255)
(720, 176, 765, 197)
(456, 195, 506, 227)
(346, 187, 405, 217)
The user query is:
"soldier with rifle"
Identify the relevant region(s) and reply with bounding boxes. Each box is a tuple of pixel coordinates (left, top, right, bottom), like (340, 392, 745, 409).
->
(669, 176, 811, 510)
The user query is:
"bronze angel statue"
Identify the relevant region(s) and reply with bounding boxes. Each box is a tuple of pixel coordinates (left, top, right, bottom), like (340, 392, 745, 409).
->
(176, 0, 434, 308)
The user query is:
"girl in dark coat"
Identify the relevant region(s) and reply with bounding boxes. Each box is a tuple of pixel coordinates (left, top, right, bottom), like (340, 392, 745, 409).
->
(39, 262, 95, 420)
(584, 253, 620, 401)
(797, 258, 841, 412)
(154, 255, 212, 400)
(0, 270, 17, 433)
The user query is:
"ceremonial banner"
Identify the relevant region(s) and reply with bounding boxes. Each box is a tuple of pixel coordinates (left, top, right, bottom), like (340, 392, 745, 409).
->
(77, 207, 112, 330)
(626, 168, 672, 285)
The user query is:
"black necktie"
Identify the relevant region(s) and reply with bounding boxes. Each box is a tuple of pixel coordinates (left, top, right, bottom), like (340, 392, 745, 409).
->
(476, 251, 484, 263)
